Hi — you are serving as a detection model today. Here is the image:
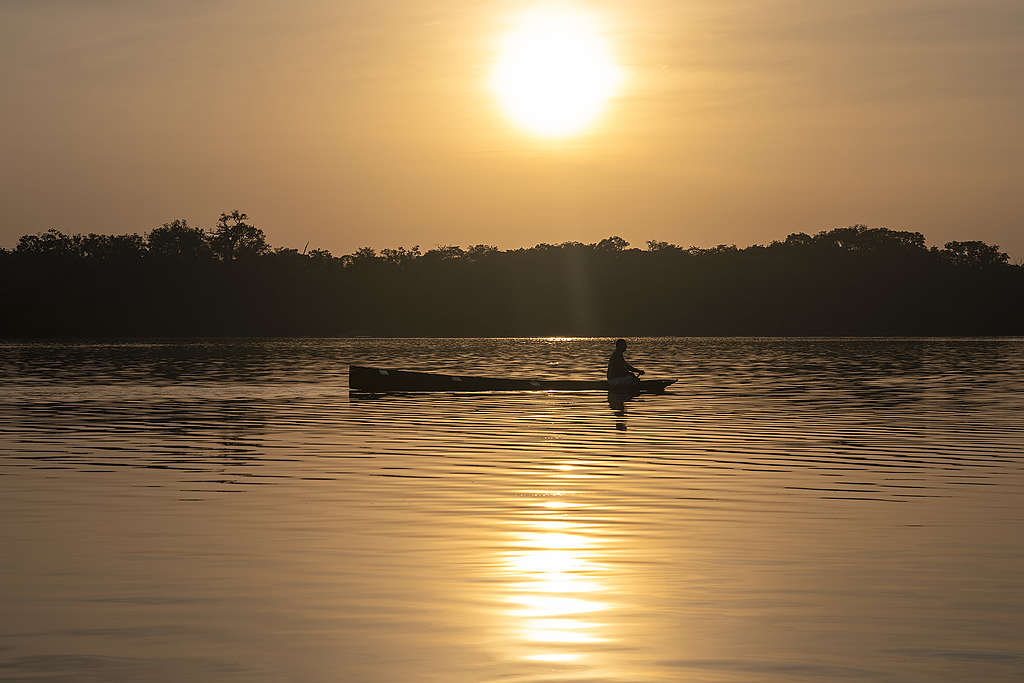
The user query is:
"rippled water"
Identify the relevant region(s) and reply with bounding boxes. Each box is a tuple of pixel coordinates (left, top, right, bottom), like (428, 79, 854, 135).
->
(2, 338, 1023, 682)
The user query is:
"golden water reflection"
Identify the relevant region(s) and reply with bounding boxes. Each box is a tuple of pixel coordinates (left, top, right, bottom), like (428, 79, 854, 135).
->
(502, 489, 614, 666)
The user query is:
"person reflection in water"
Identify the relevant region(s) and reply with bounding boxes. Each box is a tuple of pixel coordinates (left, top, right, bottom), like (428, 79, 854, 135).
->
(608, 391, 629, 431)
(607, 338, 643, 390)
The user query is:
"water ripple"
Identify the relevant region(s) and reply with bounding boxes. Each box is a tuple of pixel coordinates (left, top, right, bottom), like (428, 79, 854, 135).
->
(1, 338, 1023, 682)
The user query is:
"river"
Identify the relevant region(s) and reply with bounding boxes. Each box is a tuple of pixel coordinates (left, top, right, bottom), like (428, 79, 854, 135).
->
(2, 338, 1023, 682)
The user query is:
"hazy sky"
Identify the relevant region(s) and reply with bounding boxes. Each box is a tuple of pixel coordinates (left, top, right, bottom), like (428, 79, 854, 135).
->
(2, 0, 1022, 257)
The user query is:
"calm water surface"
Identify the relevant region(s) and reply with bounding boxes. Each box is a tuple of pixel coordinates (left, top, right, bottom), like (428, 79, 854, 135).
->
(1, 338, 1023, 682)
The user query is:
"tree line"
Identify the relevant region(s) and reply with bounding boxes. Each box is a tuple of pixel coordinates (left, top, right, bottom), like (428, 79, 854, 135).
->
(2, 211, 1020, 336)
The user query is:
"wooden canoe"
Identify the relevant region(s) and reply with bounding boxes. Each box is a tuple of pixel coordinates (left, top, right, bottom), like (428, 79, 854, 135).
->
(349, 365, 676, 393)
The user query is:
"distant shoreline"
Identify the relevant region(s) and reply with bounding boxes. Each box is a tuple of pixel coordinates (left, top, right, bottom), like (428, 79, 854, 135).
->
(3, 336, 1024, 342)
(3, 222, 1021, 337)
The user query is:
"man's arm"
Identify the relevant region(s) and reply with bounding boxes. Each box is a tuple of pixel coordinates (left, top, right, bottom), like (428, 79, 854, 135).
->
(624, 361, 644, 375)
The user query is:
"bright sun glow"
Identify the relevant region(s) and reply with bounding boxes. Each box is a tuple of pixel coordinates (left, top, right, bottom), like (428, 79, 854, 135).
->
(491, 5, 623, 138)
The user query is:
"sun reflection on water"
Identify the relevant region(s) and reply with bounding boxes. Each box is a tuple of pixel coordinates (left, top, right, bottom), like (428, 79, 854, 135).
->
(502, 491, 613, 665)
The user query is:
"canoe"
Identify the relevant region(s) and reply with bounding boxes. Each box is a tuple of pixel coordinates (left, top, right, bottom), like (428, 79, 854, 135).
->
(349, 365, 676, 393)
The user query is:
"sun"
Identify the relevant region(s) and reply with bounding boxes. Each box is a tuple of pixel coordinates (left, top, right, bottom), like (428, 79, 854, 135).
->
(491, 6, 623, 138)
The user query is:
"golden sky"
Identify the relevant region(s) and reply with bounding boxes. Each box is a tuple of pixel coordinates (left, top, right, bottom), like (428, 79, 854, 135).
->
(2, 0, 1022, 257)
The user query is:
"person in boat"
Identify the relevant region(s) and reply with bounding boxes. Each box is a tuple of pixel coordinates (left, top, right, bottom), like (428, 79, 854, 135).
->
(607, 338, 644, 389)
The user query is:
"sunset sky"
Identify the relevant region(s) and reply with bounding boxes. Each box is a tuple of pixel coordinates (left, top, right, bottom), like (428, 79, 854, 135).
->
(2, 0, 1022, 257)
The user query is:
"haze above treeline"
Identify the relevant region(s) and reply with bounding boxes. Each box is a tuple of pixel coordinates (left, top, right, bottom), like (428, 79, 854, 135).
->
(3, 213, 1020, 337)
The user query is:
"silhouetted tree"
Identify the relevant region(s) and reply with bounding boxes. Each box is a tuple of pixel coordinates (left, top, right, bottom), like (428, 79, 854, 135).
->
(466, 244, 499, 260)
(15, 228, 83, 258)
(597, 235, 629, 252)
(422, 245, 465, 262)
(308, 248, 334, 264)
(942, 240, 1010, 268)
(209, 211, 268, 262)
(344, 246, 378, 269)
(79, 233, 145, 262)
(148, 219, 211, 260)
(781, 232, 813, 247)
(380, 246, 420, 266)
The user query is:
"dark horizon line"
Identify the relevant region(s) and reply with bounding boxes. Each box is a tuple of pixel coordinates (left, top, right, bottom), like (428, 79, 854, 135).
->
(3, 335, 1024, 342)
(3, 217, 1021, 338)
(2, 213, 1019, 264)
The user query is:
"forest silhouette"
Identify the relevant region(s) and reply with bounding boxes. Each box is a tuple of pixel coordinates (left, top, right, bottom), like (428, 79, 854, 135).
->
(2, 211, 1020, 336)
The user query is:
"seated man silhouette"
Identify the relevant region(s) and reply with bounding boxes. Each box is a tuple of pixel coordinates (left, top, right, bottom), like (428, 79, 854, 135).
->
(607, 338, 644, 389)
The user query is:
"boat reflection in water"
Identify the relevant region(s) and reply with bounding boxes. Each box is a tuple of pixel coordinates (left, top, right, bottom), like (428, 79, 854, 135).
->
(500, 472, 615, 669)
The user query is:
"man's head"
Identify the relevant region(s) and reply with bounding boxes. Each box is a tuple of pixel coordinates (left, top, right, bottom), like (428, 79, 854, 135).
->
(615, 338, 627, 351)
